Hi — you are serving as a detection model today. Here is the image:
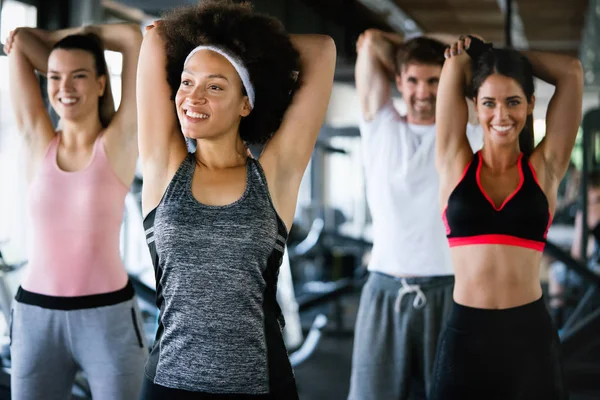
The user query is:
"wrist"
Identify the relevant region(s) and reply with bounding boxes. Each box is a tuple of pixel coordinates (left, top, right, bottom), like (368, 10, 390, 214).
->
(466, 35, 492, 63)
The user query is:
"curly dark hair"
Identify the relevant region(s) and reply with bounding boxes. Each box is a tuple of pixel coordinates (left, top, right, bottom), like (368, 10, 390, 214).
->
(394, 37, 446, 74)
(159, 1, 301, 145)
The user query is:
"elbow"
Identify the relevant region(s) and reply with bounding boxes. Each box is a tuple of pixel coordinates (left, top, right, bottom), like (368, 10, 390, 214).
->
(140, 27, 164, 53)
(358, 30, 377, 55)
(568, 58, 584, 84)
(10, 30, 29, 54)
(122, 23, 143, 47)
(559, 58, 584, 88)
(300, 35, 336, 70)
(322, 36, 337, 76)
(127, 23, 143, 40)
(308, 34, 336, 54)
(319, 35, 337, 60)
(567, 58, 583, 76)
(361, 29, 384, 47)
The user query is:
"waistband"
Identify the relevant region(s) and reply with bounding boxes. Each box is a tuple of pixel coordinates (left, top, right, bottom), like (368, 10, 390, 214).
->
(369, 271, 454, 291)
(448, 296, 551, 333)
(15, 279, 135, 310)
(369, 271, 454, 312)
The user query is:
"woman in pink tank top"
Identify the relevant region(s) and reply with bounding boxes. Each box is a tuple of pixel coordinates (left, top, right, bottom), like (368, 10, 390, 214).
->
(5, 23, 147, 399)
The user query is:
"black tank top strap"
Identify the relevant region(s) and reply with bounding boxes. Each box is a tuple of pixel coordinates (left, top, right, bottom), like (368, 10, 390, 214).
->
(248, 158, 289, 240)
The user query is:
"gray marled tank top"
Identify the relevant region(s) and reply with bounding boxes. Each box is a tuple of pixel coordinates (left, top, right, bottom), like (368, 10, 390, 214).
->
(143, 154, 294, 395)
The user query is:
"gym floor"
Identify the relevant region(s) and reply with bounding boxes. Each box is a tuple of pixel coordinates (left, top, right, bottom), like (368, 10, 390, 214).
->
(294, 291, 359, 400)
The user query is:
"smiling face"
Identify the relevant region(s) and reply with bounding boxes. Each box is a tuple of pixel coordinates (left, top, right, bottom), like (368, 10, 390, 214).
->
(395, 62, 441, 125)
(47, 48, 106, 123)
(474, 73, 535, 149)
(175, 50, 251, 141)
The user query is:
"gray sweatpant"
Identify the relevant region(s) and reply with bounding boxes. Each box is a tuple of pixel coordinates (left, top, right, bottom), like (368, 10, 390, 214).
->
(348, 272, 454, 400)
(10, 289, 148, 400)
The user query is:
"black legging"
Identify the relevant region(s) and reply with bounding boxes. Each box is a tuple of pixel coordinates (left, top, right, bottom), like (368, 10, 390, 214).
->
(430, 296, 567, 400)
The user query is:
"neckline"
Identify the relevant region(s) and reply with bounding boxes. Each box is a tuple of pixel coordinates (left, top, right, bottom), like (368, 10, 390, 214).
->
(406, 123, 436, 133)
(475, 151, 524, 211)
(186, 155, 252, 209)
(53, 133, 101, 174)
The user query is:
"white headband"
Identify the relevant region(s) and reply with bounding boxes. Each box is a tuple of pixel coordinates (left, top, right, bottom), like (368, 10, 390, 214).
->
(184, 45, 255, 109)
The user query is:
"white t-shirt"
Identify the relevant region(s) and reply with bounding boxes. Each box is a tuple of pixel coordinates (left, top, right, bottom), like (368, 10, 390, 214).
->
(360, 100, 483, 277)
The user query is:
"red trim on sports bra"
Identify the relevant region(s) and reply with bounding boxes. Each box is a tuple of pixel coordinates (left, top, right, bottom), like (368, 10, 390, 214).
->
(527, 159, 553, 239)
(442, 206, 451, 235)
(441, 160, 473, 236)
(544, 211, 553, 239)
(476, 152, 524, 211)
(457, 159, 473, 185)
(448, 234, 545, 251)
(528, 159, 542, 187)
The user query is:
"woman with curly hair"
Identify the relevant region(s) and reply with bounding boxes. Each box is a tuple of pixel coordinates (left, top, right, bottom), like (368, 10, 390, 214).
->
(431, 35, 582, 399)
(137, 1, 336, 398)
(4, 22, 145, 399)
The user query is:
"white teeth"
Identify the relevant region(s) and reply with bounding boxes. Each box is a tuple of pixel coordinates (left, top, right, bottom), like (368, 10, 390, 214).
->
(492, 125, 512, 132)
(185, 110, 209, 119)
(60, 97, 77, 104)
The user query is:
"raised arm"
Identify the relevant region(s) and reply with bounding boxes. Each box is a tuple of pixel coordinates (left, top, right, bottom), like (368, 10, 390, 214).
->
(259, 34, 336, 227)
(136, 25, 187, 213)
(5, 26, 88, 74)
(528, 51, 583, 181)
(6, 28, 55, 155)
(355, 29, 402, 121)
(90, 23, 142, 142)
(435, 40, 473, 177)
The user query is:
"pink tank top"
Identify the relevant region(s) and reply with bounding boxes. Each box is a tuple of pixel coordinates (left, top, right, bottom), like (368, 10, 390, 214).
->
(24, 133, 129, 296)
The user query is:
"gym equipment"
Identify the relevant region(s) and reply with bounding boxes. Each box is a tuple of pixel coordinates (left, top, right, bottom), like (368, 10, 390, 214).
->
(288, 216, 371, 336)
(543, 108, 600, 396)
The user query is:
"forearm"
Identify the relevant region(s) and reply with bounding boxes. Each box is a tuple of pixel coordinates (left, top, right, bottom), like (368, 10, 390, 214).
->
(425, 32, 460, 46)
(12, 28, 53, 74)
(42, 23, 141, 53)
(355, 35, 391, 118)
(90, 23, 143, 53)
(290, 34, 336, 80)
(450, 53, 473, 95)
(42, 26, 85, 45)
(522, 50, 583, 86)
(436, 56, 471, 122)
(359, 30, 399, 76)
(378, 31, 405, 46)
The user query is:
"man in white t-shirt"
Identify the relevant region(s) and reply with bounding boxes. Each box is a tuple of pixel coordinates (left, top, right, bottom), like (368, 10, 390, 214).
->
(348, 30, 482, 400)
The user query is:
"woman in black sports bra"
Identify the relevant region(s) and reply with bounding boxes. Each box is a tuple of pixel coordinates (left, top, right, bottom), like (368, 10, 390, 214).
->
(431, 36, 582, 399)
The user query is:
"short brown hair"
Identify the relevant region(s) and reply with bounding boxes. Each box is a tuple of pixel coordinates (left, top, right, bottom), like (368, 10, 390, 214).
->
(395, 37, 446, 74)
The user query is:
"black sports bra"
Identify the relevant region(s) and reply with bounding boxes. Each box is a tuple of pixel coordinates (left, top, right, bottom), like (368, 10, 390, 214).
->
(442, 152, 552, 251)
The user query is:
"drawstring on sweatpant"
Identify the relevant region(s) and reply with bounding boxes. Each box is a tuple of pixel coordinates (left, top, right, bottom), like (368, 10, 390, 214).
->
(394, 279, 427, 312)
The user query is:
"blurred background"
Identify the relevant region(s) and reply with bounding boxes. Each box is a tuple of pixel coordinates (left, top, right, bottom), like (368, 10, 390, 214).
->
(0, 0, 599, 399)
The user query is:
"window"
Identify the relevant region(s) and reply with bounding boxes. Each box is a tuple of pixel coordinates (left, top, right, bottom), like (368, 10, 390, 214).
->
(0, 0, 37, 264)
